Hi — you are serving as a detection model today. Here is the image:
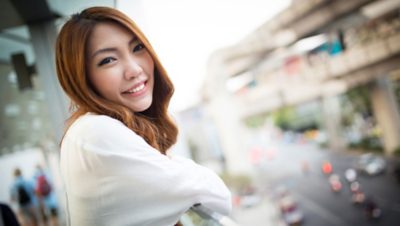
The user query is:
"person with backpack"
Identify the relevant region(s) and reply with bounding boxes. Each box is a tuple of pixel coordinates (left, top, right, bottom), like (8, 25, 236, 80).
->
(10, 168, 40, 226)
(33, 165, 59, 226)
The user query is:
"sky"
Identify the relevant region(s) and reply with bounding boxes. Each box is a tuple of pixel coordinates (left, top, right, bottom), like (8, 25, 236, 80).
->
(118, 0, 291, 112)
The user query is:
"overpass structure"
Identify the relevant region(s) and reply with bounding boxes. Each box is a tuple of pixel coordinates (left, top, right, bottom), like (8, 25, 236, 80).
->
(203, 0, 400, 175)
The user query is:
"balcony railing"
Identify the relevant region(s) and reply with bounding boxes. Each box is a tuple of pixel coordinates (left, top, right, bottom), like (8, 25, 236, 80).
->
(180, 204, 241, 226)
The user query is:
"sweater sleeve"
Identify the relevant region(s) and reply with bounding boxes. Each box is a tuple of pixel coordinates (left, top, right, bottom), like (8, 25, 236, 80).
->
(61, 114, 231, 225)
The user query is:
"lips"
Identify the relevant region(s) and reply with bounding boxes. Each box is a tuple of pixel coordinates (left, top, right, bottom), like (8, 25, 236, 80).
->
(122, 81, 146, 94)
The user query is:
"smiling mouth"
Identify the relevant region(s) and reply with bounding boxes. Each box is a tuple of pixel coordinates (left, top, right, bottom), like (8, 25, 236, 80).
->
(123, 82, 146, 94)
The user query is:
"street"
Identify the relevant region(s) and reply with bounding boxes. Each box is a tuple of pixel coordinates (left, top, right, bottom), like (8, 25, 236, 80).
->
(237, 141, 400, 226)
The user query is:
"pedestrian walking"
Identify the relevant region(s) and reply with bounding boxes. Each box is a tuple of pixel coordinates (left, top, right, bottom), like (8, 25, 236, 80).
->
(33, 165, 59, 226)
(10, 168, 39, 226)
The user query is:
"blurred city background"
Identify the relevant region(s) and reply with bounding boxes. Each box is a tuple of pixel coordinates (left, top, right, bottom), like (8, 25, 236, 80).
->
(1, 0, 400, 225)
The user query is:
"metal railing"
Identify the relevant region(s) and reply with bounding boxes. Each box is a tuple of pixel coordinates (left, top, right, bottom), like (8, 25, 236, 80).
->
(180, 204, 241, 226)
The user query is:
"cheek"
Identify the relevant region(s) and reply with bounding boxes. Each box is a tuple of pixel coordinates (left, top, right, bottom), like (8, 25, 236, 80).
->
(143, 53, 155, 77)
(89, 69, 121, 97)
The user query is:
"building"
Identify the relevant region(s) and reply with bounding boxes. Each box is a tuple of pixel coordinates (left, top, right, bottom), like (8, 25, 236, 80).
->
(204, 0, 400, 175)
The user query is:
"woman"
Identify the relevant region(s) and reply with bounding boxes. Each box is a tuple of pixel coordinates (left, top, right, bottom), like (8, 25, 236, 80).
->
(55, 6, 231, 226)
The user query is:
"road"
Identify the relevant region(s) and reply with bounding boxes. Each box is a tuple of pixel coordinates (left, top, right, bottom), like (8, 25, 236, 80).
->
(253, 142, 400, 226)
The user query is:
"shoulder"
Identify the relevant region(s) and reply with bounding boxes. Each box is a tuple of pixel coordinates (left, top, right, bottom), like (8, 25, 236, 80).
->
(63, 113, 146, 148)
(66, 113, 130, 139)
(70, 113, 124, 132)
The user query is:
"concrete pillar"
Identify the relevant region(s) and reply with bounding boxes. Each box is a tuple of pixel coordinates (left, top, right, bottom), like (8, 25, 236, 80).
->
(28, 21, 69, 142)
(28, 21, 69, 225)
(370, 77, 400, 154)
(321, 95, 346, 150)
(205, 55, 254, 177)
(208, 95, 254, 176)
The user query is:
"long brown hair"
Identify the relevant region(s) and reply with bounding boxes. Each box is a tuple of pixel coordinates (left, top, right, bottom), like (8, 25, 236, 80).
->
(55, 7, 178, 154)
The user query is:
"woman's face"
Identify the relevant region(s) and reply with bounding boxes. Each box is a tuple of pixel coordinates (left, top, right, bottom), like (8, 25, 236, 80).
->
(87, 22, 154, 112)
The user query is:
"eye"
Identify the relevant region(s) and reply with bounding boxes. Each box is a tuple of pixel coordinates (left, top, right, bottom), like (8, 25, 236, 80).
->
(133, 43, 145, 52)
(98, 57, 116, 66)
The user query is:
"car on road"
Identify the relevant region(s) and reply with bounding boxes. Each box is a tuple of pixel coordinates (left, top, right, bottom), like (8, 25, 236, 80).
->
(393, 162, 400, 183)
(279, 195, 304, 226)
(328, 174, 342, 192)
(364, 197, 382, 220)
(351, 190, 366, 205)
(345, 168, 357, 183)
(355, 153, 386, 176)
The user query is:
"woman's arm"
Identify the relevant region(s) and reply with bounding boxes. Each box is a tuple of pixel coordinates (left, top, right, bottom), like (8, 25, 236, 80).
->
(61, 114, 231, 224)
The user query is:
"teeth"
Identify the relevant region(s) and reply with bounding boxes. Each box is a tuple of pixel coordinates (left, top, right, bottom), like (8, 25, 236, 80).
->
(127, 84, 145, 93)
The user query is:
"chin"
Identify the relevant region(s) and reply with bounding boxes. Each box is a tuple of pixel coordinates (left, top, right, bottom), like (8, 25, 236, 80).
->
(135, 106, 151, 113)
(131, 101, 153, 113)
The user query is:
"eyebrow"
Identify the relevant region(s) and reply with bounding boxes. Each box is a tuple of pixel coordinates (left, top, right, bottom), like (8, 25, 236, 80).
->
(91, 37, 138, 58)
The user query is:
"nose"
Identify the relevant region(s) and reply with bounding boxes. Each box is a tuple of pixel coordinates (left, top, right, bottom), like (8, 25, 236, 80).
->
(123, 57, 143, 80)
